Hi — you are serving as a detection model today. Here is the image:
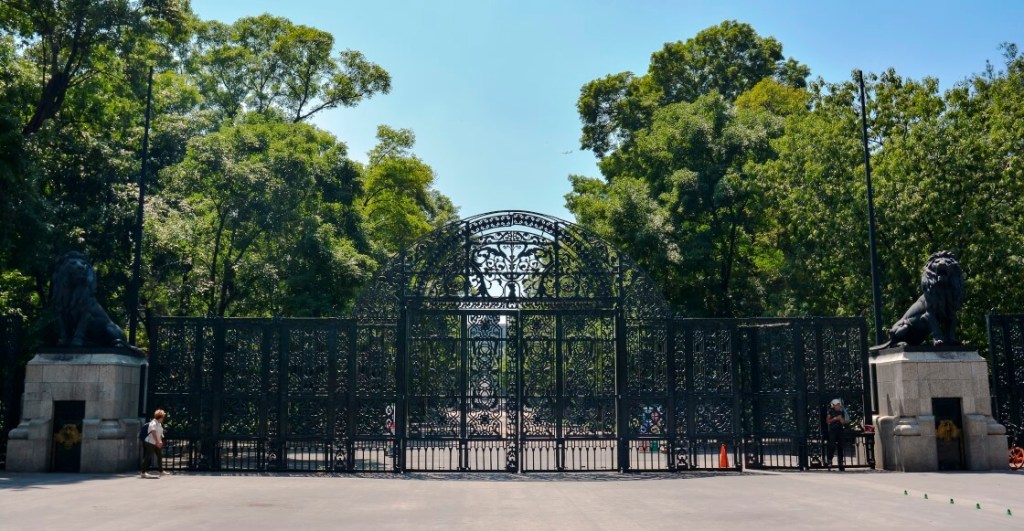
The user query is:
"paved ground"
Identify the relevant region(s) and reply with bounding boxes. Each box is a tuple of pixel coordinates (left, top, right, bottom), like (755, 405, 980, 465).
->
(1, 469, 1022, 530)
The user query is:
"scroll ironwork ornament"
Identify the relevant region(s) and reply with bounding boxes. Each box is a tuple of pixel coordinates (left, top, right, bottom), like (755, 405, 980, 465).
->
(354, 210, 670, 319)
(873, 251, 965, 350)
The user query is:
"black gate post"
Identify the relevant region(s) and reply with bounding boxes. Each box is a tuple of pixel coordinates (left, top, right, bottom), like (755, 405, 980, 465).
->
(458, 313, 469, 471)
(188, 321, 205, 470)
(793, 320, 809, 470)
(741, 323, 757, 470)
(1, 316, 23, 470)
(394, 307, 407, 473)
(513, 311, 524, 473)
(326, 321, 339, 472)
(258, 321, 273, 471)
(555, 313, 566, 471)
(276, 322, 290, 471)
(345, 320, 358, 472)
(683, 321, 697, 470)
(616, 309, 629, 471)
(210, 320, 226, 471)
(665, 318, 677, 471)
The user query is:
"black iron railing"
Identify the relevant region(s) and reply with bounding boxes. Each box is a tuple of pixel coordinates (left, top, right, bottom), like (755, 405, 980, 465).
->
(989, 314, 1024, 440)
(0, 316, 24, 470)
(149, 315, 871, 472)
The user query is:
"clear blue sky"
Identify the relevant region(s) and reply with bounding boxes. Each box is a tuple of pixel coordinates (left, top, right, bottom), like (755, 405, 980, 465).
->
(192, 0, 1024, 221)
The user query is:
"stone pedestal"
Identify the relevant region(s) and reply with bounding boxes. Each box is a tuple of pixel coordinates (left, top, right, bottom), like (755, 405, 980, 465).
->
(871, 347, 1005, 471)
(6, 350, 147, 473)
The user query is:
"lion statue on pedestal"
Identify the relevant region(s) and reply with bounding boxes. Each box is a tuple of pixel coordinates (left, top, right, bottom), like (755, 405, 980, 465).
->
(874, 251, 964, 349)
(52, 251, 133, 349)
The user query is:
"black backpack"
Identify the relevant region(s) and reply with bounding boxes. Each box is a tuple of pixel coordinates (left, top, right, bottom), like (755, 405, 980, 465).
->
(139, 420, 150, 442)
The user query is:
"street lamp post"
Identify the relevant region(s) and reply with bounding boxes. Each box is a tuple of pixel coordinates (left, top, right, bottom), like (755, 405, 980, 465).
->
(858, 70, 884, 347)
(127, 65, 154, 346)
(858, 70, 884, 419)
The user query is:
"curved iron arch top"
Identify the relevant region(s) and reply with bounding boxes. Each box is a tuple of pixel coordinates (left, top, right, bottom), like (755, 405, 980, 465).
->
(354, 210, 668, 321)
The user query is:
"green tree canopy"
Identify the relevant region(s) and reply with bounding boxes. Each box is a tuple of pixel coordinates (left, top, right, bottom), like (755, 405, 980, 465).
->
(147, 113, 372, 317)
(187, 14, 391, 122)
(569, 22, 807, 317)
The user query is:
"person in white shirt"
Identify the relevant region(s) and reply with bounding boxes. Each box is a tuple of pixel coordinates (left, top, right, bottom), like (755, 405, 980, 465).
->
(141, 409, 166, 478)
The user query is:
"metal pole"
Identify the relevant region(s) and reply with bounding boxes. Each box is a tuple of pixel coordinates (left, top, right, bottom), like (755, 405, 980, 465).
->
(858, 70, 884, 346)
(128, 65, 154, 345)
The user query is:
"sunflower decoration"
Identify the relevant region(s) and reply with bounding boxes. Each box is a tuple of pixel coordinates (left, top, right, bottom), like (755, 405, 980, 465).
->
(936, 419, 961, 443)
(54, 423, 82, 449)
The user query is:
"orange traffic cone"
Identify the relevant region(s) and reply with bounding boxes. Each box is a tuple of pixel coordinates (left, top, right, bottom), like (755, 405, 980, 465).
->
(719, 442, 730, 468)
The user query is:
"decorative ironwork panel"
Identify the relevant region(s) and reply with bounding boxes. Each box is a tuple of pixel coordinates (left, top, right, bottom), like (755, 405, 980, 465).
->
(149, 318, 215, 440)
(563, 396, 616, 437)
(821, 324, 864, 391)
(284, 324, 334, 438)
(624, 318, 669, 471)
(989, 314, 1024, 433)
(520, 313, 557, 438)
(562, 314, 616, 398)
(691, 326, 735, 393)
(669, 320, 740, 455)
(626, 321, 668, 395)
(219, 323, 269, 438)
(149, 318, 354, 472)
(1, 316, 23, 470)
(405, 311, 518, 471)
(465, 314, 517, 439)
(356, 211, 669, 317)
(407, 312, 461, 438)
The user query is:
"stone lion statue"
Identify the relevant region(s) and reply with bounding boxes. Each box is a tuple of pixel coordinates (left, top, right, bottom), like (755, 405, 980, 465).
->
(52, 251, 132, 349)
(874, 251, 964, 349)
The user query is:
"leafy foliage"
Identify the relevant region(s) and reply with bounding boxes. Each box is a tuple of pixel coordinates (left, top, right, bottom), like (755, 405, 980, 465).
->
(570, 22, 1024, 350)
(0, 5, 451, 345)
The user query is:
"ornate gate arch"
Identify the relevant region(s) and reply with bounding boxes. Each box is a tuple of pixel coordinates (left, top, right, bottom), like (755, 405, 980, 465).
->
(353, 211, 669, 471)
(147, 211, 873, 474)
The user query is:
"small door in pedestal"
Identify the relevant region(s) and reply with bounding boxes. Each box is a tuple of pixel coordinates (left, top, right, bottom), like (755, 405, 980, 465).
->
(51, 400, 85, 472)
(933, 397, 964, 471)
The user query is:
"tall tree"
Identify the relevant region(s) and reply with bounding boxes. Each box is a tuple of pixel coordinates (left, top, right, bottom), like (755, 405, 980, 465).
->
(148, 113, 373, 317)
(359, 125, 458, 258)
(757, 49, 1024, 348)
(0, 0, 189, 135)
(569, 22, 808, 316)
(577, 20, 806, 159)
(187, 14, 391, 122)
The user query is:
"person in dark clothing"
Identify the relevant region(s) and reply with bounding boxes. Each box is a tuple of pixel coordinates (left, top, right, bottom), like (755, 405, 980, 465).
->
(826, 398, 848, 471)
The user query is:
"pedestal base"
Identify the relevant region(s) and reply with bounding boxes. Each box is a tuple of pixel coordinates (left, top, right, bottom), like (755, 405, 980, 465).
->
(6, 351, 147, 473)
(871, 347, 1006, 471)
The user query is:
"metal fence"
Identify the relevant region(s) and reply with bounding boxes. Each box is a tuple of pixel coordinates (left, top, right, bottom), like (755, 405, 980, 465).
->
(148, 315, 872, 473)
(989, 314, 1024, 443)
(1, 316, 24, 470)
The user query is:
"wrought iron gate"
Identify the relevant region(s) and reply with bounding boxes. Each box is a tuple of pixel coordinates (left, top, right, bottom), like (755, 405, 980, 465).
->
(148, 211, 872, 473)
(1, 316, 23, 470)
(989, 314, 1024, 438)
(400, 309, 618, 472)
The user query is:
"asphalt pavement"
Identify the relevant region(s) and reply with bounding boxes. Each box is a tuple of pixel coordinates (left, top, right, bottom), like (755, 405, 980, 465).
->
(2, 469, 1022, 530)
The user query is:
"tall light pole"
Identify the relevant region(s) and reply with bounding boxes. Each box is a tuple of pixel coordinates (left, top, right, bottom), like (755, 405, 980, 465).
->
(858, 70, 884, 347)
(128, 65, 154, 346)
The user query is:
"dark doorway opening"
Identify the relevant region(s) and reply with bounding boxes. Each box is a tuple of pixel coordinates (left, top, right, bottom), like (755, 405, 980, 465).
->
(933, 397, 964, 470)
(52, 400, 85, 472)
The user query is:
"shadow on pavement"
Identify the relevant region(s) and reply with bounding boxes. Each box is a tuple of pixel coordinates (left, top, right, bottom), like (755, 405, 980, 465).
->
(0, 473, 137, 491)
